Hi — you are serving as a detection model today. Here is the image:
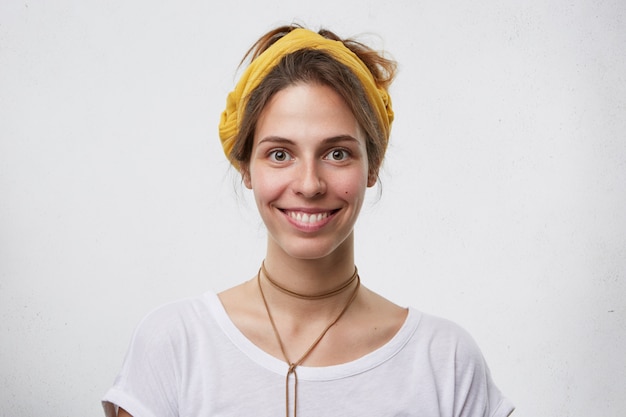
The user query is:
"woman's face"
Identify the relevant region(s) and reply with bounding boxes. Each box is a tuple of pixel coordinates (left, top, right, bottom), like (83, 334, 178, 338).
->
(245, 83, 374, 261)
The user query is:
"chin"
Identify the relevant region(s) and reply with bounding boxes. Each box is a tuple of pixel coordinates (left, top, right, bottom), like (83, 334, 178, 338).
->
(270, 234, 353, 261)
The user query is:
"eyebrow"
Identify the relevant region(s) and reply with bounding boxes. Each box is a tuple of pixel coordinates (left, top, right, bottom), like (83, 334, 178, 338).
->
(258, 135, 359, 146)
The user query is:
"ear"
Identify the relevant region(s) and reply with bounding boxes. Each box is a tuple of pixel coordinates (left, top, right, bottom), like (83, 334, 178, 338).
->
(367, 169, 378, 188)
(242, 168, 252, 189)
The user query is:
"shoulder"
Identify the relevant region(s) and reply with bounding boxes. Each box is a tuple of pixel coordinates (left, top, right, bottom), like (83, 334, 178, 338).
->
(403, 310, 492, 384)
(414, 311, 484, 358)
(136, 294, 209, 329)
(407, 311, 515, 416)
(127, 293, 217, 352)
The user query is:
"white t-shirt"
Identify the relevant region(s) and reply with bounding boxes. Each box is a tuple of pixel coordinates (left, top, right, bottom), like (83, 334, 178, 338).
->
(102, 292, 514, 417)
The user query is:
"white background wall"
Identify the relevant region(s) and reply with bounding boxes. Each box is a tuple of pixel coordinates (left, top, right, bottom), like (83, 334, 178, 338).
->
(1, 0, 625, 416)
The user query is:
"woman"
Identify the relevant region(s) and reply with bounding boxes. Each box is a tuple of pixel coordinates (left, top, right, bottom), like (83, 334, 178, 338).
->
(103, 25, 514, 417)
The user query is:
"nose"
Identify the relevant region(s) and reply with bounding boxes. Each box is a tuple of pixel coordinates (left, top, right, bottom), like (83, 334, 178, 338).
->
(293, 160, 326, 198)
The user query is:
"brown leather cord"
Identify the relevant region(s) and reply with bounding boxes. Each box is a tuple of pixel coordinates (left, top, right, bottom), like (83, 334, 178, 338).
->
(261, 261, 358, 300)
(257, 265, 360, 417)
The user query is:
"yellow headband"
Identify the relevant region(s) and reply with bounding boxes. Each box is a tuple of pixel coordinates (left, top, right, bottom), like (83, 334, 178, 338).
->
(218, 28, 394, 164)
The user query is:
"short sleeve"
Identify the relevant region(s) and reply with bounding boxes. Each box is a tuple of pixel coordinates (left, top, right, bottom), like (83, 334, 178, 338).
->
(415, 313, 514, 417)
(448, 322, 515, 417)
(102, 303, 186, 417)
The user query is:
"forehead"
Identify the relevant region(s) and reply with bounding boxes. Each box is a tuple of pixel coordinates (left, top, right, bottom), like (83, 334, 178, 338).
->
(254, 83, 363, 143)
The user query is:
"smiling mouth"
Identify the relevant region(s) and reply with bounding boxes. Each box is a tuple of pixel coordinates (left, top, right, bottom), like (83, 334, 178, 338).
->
(282, 209, 339, 225)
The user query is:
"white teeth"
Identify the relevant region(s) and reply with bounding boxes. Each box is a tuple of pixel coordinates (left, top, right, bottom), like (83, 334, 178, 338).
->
(288, 211, 329, 224)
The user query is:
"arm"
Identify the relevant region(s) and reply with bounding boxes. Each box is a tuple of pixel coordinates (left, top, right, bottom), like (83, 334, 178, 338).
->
(118, 408, 133, 417)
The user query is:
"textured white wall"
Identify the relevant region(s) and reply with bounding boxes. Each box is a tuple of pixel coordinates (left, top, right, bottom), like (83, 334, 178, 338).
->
(1, 1, 625, 416)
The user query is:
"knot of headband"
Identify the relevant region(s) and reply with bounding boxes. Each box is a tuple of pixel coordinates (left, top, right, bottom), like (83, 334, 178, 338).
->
(218, 28, 394, 165)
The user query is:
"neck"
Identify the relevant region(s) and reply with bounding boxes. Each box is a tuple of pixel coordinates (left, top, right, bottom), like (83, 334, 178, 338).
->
(263, 255, 356, 298)
(263, 230, 356, 289)
(260, 244, 358, 318)
(261, 261, 358, 300)
(256, 262, 361, 333)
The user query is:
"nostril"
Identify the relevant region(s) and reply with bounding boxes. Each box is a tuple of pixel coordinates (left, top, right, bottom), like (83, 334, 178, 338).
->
(293, 167, 326, 197)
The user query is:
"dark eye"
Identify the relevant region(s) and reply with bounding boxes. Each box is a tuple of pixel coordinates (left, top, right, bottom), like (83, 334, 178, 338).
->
(326, 149, 349, 161)
(269, 150, 291, 162)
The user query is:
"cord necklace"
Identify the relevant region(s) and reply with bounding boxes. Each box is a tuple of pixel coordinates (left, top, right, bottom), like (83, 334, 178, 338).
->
(257, 263, 360, 417)
(261, 261, 358, 300)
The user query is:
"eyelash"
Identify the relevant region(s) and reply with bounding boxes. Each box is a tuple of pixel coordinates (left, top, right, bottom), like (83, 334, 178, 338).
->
(266, 147, 352, 163)
(268, 149, 292, 162)
(324, 148, 350, 161)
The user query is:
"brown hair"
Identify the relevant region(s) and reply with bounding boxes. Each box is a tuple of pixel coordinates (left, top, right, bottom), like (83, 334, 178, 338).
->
(230, 25, 397, 180)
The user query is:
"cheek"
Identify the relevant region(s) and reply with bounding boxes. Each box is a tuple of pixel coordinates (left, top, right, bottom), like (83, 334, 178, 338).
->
(250, 170, 285, 201)
(337, 172, 368, 199)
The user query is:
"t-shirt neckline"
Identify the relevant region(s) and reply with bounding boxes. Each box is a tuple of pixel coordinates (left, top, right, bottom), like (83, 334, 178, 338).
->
(204, 291, 420, 381)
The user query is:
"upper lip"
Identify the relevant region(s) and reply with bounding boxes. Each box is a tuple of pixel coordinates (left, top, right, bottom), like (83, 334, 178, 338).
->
(279, 207, 339, 214)
(281, 208, 339, 225)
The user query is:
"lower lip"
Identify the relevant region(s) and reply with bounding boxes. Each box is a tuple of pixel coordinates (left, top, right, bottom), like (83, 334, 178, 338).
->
(281, 210, 337, 232)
